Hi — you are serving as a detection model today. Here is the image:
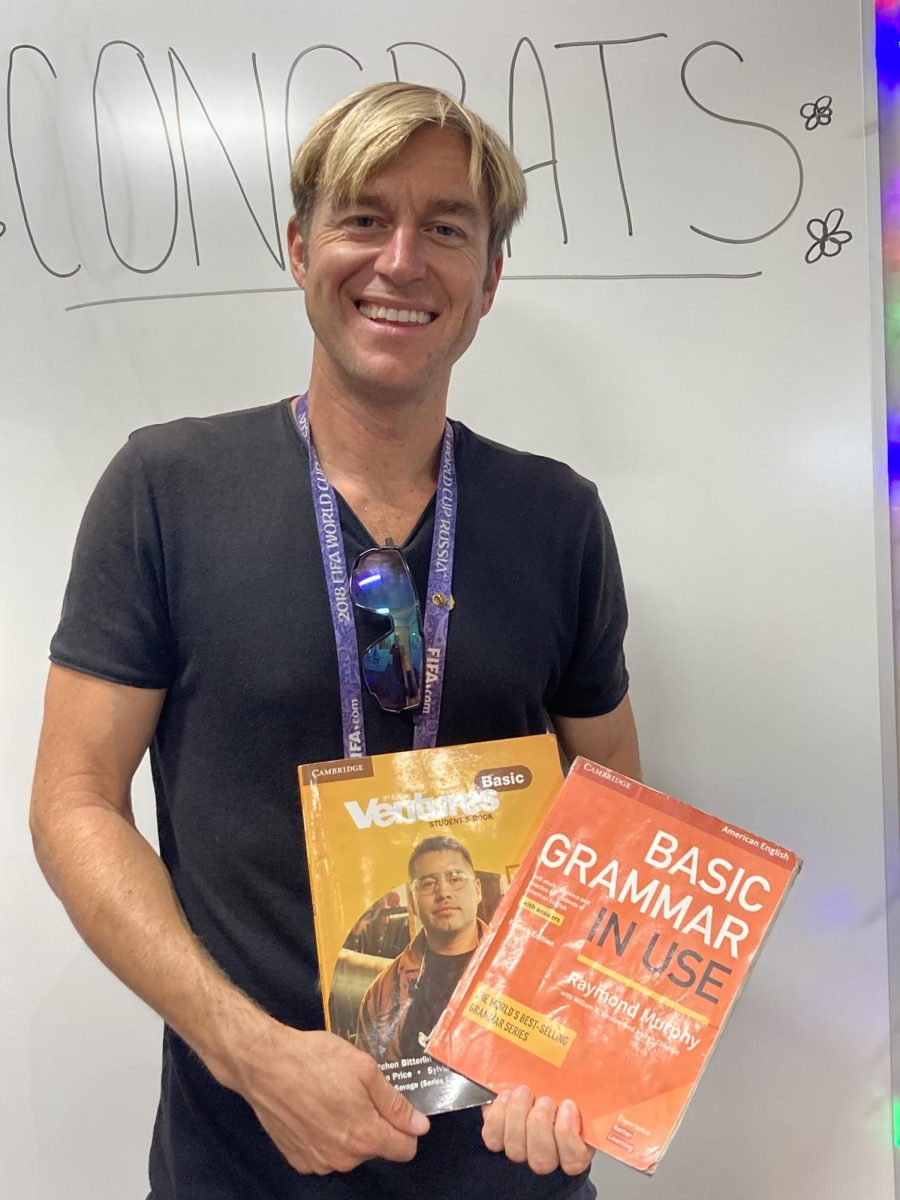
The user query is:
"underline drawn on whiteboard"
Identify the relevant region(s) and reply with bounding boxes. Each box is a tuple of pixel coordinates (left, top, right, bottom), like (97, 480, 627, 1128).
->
(805, 208, 852, 263)
(66, 287, 298, 311)
(681, 41, 804, 244)
(7, 45, 81, 277)
(94, 42, 179, 275)
(503, 272, 762, 281)
(387, 43, 466, 103)
(556, 34, 668, 239)
(507, 37, 567, 255)
(800, 96, 833, 130)
(63, 271, 764, 312)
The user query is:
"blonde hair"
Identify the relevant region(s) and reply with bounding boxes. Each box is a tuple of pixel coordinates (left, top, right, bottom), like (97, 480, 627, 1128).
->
(290, 82, 527, 259)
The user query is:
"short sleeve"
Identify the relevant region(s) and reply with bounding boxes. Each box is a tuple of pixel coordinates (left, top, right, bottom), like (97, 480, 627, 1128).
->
(547, 487, 629, 718)
(50, 437, 178, 688)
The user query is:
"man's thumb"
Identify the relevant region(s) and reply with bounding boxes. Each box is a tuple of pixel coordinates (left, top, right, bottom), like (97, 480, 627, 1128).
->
(368, 1070, 430, 1136)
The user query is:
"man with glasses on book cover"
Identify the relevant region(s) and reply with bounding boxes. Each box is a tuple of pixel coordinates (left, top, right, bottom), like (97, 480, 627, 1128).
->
(30, 82, 640, 1200)
(356, 836, 486, 1065)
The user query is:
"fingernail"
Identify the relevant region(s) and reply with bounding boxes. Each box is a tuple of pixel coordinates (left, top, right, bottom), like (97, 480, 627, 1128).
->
(558, 1099, 578, 1121)
(496, 1089, 511, 1104)
(514, 1084, 532, 1101)
(412, 1112, 430, 1134)
(535, 1095, 556, 1111)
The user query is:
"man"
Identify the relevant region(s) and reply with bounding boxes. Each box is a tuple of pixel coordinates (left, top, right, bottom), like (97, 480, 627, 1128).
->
(30, 83, 640, 1198)
(356, 836, 486, 1065)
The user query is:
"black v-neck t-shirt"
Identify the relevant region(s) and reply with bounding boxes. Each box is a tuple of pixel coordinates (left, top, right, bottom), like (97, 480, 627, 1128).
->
(51, 399, 628, 1200)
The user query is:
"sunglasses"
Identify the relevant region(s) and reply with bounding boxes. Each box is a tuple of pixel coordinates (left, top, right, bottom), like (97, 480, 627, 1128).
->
(350, 546, 423, 712)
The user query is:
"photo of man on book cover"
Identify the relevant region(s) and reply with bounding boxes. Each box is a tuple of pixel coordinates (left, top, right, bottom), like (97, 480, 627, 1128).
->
(357, 835, 486, 1061)
(327, 835, 504, 1111)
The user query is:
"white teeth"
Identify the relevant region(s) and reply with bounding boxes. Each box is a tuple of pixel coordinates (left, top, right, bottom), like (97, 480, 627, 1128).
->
(358, 303, 433, 325)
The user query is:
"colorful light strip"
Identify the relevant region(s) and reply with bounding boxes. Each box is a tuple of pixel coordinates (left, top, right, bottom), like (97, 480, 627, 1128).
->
(877, 1, 900, 487)
(879, 13, 900, 1165)
(878, 0, 900, 84)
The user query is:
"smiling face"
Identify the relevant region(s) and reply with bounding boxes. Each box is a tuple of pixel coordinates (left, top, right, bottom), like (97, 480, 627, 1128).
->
(409, 848, 482, 954)
(287, 125, 502, 405)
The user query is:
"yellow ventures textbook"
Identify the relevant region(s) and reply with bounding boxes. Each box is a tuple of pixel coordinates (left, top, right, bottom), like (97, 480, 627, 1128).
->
(299, 734, 563, 1114)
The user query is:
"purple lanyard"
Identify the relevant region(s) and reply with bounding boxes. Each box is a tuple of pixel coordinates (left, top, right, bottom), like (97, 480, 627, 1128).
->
(294, 395, 457, 757)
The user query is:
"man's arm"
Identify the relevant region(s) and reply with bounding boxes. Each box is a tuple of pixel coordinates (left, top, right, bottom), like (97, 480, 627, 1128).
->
(30, 664, 428, 1174)
(553, 692, 641, 780)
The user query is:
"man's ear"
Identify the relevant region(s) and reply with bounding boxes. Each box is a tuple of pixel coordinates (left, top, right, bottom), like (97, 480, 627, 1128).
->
(287, 216, 307, 289)
(480, 252, 503, 317)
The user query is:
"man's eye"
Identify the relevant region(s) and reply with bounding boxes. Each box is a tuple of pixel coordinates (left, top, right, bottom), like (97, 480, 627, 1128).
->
(418, 876, 438, 890)
(433, 223, 461, 239)
(348, 215, 378, 229)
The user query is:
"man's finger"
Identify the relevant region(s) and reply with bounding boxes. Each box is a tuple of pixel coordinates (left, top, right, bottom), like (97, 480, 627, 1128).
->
(481, 1090, 510, 1153)
(366, 1060, 431, 1137)
(500, 1084, 533, 1163)
(525, 1096, 560, 1174)
(554, 1099, 595, 1176)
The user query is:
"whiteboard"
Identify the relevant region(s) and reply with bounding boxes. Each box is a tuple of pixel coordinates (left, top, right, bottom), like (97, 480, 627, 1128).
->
(2, 1, 896, 1197)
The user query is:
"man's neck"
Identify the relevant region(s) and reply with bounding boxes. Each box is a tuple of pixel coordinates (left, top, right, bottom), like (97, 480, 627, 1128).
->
(300, 363, 449, 545)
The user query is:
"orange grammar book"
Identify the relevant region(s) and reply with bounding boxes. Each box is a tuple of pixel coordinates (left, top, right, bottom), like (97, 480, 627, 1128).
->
(426, 758, 801, 1173)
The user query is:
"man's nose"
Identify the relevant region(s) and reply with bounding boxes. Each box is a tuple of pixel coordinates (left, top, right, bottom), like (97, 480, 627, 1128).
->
(373, 224, 426, 285)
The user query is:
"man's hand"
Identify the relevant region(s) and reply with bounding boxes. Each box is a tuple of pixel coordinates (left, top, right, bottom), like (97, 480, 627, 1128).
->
(481, 1087, 594, 1177)
(227, 1024, 430, 1174)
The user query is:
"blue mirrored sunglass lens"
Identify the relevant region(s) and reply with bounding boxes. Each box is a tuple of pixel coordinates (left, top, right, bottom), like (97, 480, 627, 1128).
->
(351, 549, 417, 615)
(361, 623, 423, 711)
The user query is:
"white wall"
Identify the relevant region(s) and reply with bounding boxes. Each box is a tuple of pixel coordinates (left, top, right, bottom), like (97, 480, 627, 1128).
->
(2, 1, 896, 1196)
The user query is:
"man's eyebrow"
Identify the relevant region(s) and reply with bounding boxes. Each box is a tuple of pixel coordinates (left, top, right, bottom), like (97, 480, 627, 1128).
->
(346, 192, 386, 210)
(337, 194, 484, 223)
(423, 197, 483, 223)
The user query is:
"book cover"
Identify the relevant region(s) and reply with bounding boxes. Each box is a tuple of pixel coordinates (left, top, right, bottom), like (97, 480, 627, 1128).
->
(298, 733, 564, 1115)
(426, 758, 801, 1170)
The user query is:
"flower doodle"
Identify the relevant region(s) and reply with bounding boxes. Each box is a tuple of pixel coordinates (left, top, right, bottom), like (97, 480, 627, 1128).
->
(805, 208, 852, 263)
(800, 95, 833, 130)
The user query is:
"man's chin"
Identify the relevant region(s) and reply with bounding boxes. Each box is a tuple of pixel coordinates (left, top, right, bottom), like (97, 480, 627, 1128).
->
(429, 909, 463, 925)
(425, 919, 472, 947)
